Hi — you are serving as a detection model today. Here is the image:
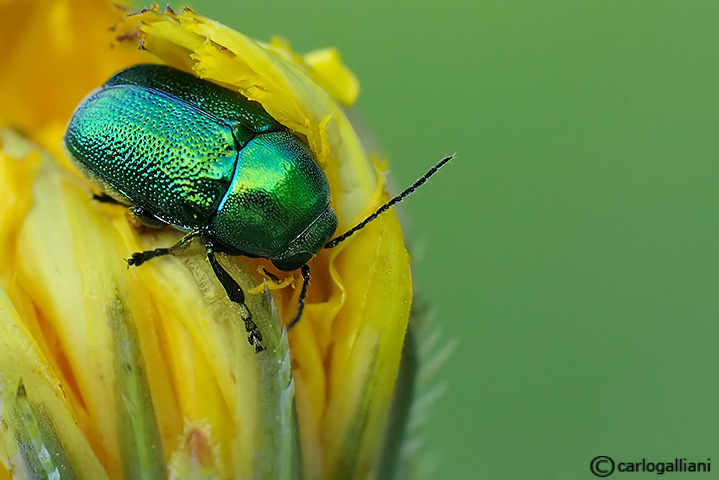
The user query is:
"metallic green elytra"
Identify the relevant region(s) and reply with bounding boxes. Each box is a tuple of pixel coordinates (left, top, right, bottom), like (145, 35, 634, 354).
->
(64, 63, 452, 353)
(65, 64, 338, 273)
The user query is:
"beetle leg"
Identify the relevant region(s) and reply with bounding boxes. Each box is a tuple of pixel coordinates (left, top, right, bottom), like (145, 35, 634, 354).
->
(92, 192, 123, 204)
(206, 241, 265, 353)
(287, 264, 311, 330)
(258, 266, 282, 284)
(126, 230, 200, 266)
(93, 194, 165, 228)
(129, 206, 169, 229)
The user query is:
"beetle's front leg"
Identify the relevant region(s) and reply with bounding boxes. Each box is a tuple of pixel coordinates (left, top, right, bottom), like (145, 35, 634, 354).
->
(206, 240, 265, 353)
(126, 230, 200, 266)
(287, 264, 311, 330)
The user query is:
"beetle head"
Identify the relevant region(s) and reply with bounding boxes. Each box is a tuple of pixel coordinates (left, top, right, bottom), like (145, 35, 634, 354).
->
(271, 206, 338, 271)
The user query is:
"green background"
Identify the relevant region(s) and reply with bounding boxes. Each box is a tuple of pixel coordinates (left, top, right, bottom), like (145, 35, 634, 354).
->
(174, 1, 719, 478)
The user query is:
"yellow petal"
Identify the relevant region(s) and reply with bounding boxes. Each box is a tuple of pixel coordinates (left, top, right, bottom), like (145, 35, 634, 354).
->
(0, 0, 140, 150)
(8, 134, 173, 478)
(0, 145, 106, 476)
(302, 46, 360, 107)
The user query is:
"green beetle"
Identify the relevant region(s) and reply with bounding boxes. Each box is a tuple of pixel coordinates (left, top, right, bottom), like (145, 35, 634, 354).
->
(64, 64, 450, 352)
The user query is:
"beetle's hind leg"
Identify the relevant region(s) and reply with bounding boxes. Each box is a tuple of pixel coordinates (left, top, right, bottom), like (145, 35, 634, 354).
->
(92, 192, 123, 204)
(206, 240, 265, 352)
(128, 206, 170, 229)
(92, 193, 165, 228)
(126, 230, 201, 266)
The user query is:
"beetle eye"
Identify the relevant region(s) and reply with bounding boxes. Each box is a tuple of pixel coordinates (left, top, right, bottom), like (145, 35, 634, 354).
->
(271, 252, 313, 272)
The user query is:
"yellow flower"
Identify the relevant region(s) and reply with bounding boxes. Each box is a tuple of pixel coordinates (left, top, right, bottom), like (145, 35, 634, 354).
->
(0, 2, 418, 479)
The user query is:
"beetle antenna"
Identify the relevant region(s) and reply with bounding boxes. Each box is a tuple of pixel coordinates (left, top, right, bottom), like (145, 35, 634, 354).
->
(287, 264, 311, 330)
(324, 155, 453, 249)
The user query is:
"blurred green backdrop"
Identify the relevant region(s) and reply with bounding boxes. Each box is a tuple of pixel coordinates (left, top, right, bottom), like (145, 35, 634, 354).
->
(170, 1, 719, 478)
